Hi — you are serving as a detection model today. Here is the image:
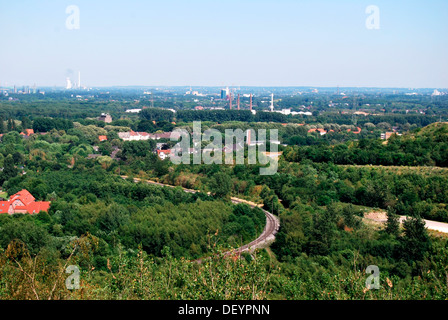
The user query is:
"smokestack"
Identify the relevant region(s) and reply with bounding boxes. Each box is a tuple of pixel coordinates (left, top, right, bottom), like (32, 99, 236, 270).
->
(229, 91, 232, 110)
(78, 71, 81, 89)
(250, 94, 252, 111)
(237, 94, 240, 110)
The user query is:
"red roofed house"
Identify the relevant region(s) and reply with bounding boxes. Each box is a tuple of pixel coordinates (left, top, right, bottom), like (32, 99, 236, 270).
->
(98, 135, 108, 142)
(308, 128, 327, 136)
(157, 149, 171, 160)
(0, 189, 51, 215)
(19, 129, 35, 137)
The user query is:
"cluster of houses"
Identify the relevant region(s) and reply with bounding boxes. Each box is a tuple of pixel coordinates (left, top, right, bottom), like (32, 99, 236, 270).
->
(0, 189, 50, 215)
(0, 129, 50, 142)
(156, 137, 283, 161)
(117, 131, 180, 141)
(307, 127, 362, 136)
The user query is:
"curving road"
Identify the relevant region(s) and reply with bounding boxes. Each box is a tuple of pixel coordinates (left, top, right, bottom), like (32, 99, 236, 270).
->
(120, 176, 280, 257)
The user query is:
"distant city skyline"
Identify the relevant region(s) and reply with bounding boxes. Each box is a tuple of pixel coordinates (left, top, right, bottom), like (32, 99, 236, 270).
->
(0, 0, 447, 88)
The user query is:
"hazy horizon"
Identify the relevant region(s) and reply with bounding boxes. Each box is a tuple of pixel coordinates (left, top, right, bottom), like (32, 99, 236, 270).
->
(1, 0, 447, 88)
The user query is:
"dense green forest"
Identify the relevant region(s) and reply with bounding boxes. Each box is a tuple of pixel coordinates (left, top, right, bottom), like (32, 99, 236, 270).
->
(283, 123, 448, 167)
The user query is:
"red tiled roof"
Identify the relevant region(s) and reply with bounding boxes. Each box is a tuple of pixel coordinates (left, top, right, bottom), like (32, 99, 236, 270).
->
(308, 128, 327, 134)
(0, 201, 11, 214)
(25, 129, 34, 135)
(156, 132, 172, 139)
(0, 189, 51, 215)
(98, 135, 108, 141)
(15, 201, 51, 214)
(11, 189, 35, 206)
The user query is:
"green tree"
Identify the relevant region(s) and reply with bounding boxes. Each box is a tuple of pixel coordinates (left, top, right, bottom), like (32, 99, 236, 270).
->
(209, 172, 232, 198)
(20, 116, 32, 130)
(400, 216, 431, 261)
(385, 206, 400, 237)
(0, 116, 5, 134)
(7, 118, 14, 132)
(0, 154, 18, 184)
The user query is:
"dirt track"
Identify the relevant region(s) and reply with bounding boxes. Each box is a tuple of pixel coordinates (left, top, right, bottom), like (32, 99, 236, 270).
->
(364, 211, 448, 234)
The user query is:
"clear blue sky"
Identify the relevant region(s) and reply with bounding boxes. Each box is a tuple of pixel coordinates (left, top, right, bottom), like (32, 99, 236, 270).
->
(0, 0, 447, 88)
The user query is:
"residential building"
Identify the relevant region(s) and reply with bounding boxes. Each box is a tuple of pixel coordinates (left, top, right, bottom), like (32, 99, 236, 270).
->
(97, 113, 112, 123)
(118, 131, 151, 141)
(308, 128, 327, 136)
(118, 131, 181, 141)
(157, 149, 171, 160)
(381, 132, 401, 140)
(125, 109, 142, 113)
(0, 189, 51, 215)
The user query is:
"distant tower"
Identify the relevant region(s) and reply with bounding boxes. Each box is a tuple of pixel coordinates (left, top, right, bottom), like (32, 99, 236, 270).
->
(220, 88, 227, 100)
(229, 91, 232, 110)
(66, 78, 72, 89)
(270, 93, 274, 112)
(78, 71, 81, 89)
(250, 94, 253, 111)
(237, 93, 240, 110)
